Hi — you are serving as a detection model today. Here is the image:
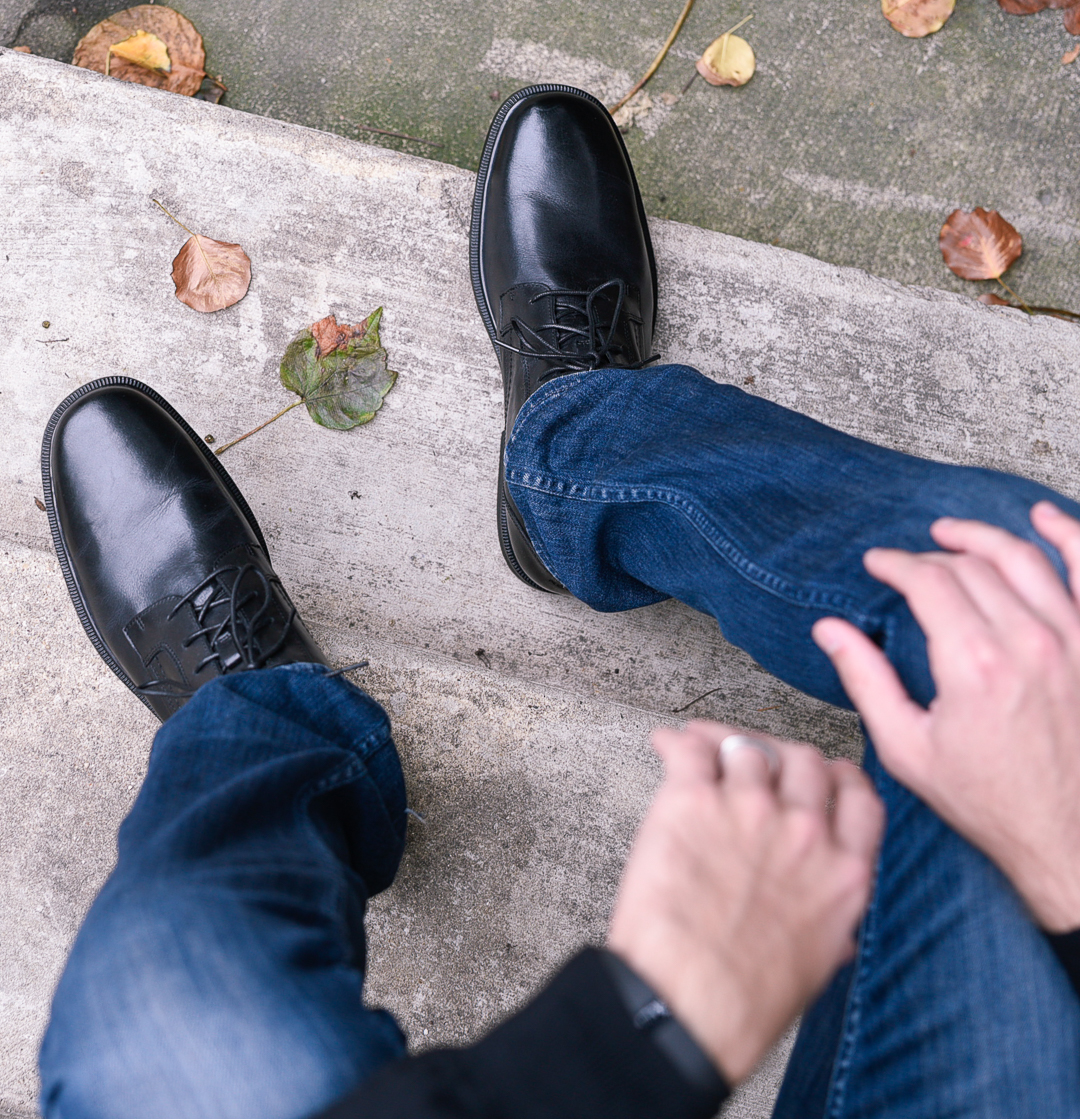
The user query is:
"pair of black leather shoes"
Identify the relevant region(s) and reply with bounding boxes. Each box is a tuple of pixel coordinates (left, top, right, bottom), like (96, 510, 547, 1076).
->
(43, 85, 655, 720)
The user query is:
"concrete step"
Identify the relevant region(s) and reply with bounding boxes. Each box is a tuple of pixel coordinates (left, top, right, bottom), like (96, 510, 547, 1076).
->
(3, 47, 1080, 1116)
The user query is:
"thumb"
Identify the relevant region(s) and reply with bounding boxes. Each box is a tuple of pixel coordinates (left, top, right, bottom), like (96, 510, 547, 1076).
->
(812, 617, 931, 786)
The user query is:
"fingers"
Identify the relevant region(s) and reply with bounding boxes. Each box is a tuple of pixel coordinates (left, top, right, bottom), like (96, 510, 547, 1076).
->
(685, 721, 778, 790)
(688, 721, 833, 812)
(931, 514, 1077, 629)
(862, 547, 990, 652)
(775, 743, 831, 812)
(918, 551, 1058, 650)
(652, 724, 723, 785)
(812, 617, 930, 784)
(1031, 502, 1080, 603)
(829, 760, 885, 861)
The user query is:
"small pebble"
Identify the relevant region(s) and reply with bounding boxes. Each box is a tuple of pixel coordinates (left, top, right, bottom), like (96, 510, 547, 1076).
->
(204, 434, 215, 444)
(42, 321, 50, 328)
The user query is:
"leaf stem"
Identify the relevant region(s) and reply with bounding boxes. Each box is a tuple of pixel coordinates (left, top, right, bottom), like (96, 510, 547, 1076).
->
(609, 0, 699, 114)
(353, 123, 442, 148)
(215, 400, 304, 455)
(214, 379, 390, 456)
(997, 277, 1032, 314)
(152, 198, 218, 281)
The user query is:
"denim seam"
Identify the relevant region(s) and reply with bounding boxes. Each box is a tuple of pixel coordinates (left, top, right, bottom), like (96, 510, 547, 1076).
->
(506, 472, 879, 622)
(824, 861, 881, 1118)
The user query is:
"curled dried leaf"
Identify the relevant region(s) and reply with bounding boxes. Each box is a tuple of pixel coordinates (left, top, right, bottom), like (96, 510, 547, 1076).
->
(978, 292, 1013, 306)
(939, 208, 1022, 281)
(882, 0, 956, 36)
(13, 45, 32, 53)
(172, 235, 251, 313)
(311, 314, 369, 357)
(73, 6, 205, 96)
(1064, 43, 1080, 62)
(1065, 4, 1080, 33)
(996, 0, 1050, 12)
(696, 33, 755, 86)
(109, 29, 170, 73)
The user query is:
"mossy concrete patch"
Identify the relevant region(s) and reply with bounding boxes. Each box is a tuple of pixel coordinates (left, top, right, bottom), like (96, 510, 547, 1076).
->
(5, 0, 1079, 309)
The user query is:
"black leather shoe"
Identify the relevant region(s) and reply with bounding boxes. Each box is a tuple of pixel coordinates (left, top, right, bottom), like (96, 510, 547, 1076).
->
(41, 377, 328, 722)
(470, 84, 658, 594)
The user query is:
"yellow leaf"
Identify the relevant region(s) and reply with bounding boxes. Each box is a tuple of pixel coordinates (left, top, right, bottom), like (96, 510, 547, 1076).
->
(109, 30, 171, 73)
(696, 33, 755, 87)
(881, 0, 956, 38)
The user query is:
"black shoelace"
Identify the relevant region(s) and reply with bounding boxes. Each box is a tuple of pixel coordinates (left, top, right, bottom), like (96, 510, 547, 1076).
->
(494, 278, 660, 378)
(136, 563, 295, 699)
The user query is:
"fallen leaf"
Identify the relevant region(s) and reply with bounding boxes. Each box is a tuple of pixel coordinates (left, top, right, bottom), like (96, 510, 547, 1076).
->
(612, 91, 655, 130)
(13, 45, 32, 53)
(171, 234, 251, 313)
(939, 208, 1022, 280)
(1064, 43, 1080, 61)
(109, 29, 170, 74)
(280, 309, 397, 430)
(977, 292, 1080, 322)
(882, 0, 956, 36)
(73, 6, 205, 96)
(997, 0, 1080, 31)
(696, 32, 755, 86)
(34, 497, 46, 511)
(194, 75, 227, 103)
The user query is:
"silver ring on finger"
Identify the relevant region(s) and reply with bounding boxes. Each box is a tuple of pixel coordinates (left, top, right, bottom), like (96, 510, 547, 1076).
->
(719, 734, 781, 781)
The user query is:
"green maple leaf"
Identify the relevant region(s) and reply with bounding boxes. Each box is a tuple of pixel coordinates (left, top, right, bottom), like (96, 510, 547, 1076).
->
(279, 307, 397, 430)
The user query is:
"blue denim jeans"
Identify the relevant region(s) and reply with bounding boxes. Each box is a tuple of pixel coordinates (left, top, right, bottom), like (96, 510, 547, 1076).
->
(41, 365, 1080, 1118)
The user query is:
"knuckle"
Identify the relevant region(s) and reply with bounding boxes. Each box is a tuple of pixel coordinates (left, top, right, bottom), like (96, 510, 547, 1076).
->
(919, 563, 955, 590)
(961, 633, 1006, 677)
(785, 807, 827, 852)
(1024, 623, 1064, 667)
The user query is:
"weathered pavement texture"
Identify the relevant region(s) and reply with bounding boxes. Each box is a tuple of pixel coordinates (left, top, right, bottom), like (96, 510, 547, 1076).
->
(2, 0, 1080, 313)
(3, 47, 1080, 1119)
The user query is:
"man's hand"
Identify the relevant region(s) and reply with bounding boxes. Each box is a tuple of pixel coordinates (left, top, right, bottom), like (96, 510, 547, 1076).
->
(813, 500, 1080, 933)
(607, 722, 883, 1084)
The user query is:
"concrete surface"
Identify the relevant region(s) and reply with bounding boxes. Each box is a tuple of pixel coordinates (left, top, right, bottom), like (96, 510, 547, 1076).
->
(3, 46, 1080, 1118)
(3, 0, 1080, 314)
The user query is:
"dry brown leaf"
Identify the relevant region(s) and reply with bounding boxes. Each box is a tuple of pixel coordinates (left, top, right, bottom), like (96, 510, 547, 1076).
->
(171, 235, 251, 313)
(939, 208, 1022, 281)
(696, 33, 755, 86)
(13, 45, 32, 53)
(73, 6, 205, 96)
(109, 30, 170, 73)
(997, 0, 1080, 31)
(311, 314, 370, 358)
(978, 292, 1013, 306)
(1064, 43, 1080, 61)
(882, 0, 957, 36)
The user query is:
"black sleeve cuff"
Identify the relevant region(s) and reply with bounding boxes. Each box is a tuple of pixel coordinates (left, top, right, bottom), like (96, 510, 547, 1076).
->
(1045, 927, 1080, 998)
(318, 947, 729, 1119)
(598, 948, 728, 1102)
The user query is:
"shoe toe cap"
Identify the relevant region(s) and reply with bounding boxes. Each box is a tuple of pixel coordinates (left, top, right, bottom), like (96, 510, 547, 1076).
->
(45, 381, 258, 637)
